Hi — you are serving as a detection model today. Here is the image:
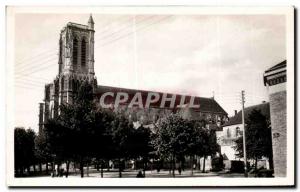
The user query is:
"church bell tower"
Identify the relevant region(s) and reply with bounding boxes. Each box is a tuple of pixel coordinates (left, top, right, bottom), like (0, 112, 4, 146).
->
(41, 15, 97, 131)
(56, 14, 97, 105)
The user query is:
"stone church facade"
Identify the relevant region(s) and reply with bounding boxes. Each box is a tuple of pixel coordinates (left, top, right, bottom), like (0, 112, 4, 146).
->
(38, 15, 228, 133)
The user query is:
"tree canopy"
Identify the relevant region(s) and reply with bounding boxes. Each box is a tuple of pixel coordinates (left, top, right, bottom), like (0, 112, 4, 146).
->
(234, 109, 273, 170)
(15, 81, 222, 178)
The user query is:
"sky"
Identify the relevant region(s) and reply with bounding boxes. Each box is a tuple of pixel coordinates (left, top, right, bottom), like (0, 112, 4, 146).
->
(14, 13, 286, 132)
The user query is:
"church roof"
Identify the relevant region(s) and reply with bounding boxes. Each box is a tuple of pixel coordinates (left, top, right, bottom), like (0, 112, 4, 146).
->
(66, 22, 89, 30)
(95, 85, 228, 115)
(222, 102, 270, 127)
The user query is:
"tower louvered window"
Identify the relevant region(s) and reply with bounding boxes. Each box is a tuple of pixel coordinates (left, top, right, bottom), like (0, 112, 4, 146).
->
(59, 39, 62, 63)
(81, 38, 86, 66)
(73, 38, 78, 65)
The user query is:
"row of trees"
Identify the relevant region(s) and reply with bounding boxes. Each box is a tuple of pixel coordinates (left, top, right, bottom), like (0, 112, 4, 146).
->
(153, 114, 219, 177)
(39, 83, 154, 178)
(15, 82, 219, 177)
(14, 128, 37, 175)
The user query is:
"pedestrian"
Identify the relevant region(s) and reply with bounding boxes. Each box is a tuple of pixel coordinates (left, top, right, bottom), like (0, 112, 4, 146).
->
(136, 170, 144, 178)
(178, 167, 182, 175)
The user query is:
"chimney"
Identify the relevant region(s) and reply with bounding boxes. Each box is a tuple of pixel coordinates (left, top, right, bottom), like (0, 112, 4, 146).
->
(234, 110, 237, 116)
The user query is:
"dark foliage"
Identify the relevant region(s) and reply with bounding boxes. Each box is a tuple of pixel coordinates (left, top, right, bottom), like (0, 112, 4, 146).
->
(234, 109, 273, 171)
(14, 128, 36, 176)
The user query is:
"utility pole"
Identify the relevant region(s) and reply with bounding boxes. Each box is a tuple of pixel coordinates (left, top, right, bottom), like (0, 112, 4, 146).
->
(241, 90, 248, 177)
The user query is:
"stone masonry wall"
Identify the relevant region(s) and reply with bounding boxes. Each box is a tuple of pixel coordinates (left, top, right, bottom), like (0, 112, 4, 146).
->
(269, 90, 287, 177)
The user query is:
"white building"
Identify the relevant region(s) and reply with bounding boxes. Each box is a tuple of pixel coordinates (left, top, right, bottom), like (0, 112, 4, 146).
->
(216, 102, 270, 162)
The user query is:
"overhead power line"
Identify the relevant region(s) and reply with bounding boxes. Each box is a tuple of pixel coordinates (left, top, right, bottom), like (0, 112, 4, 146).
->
(15, 16, 156, 77)
(15, 16, 138, 73)
(96, 15, 173, 48)
(15, 56, 58, 78)
(15, 54, 57, 74)
(15, 16, 172, 81)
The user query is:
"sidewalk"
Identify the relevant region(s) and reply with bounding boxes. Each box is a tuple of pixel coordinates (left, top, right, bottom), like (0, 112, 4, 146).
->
(64, 169, 240, 178)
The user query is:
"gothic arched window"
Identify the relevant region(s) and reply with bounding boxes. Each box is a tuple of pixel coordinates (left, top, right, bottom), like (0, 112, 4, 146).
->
(59, 37, 63, 63)
(81, 38, 86, 66)
(73, 38, 78, 66)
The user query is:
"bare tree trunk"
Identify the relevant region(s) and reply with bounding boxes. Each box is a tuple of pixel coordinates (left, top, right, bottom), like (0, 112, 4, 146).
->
(178, 160, 182, 175)
(51, 162, 55, 177)
(80, 160, 84, 178)
(202, 156, 206, 173)
(169, 159, 171, 175)
(20, 166, 24, 176)
(255, 157, 258, 177)
(57, 164, 61, 177)
(100, 163, 104, 178)
(33, 165, 36, 173)
(96, 161, 99, 171)
(87, 162, 89, 177)
(66, 161, 70, 178)
(172, 155, 175, 178)
(134, 158, 137, 170)
(118, 158, 122, 178)
(143, 158, 146, 177)
(26, 166, 29, 175)
(191, 155, 194, 176)
(73, 162, 77, 175)
(198, 156, 201, 171)
(39, 163, 42, 172)
(107, 160, 110, 172)
(46, 162, 49, 174)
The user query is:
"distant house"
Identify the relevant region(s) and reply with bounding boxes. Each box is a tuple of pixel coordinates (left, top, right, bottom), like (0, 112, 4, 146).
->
(216, 102, 270, 161)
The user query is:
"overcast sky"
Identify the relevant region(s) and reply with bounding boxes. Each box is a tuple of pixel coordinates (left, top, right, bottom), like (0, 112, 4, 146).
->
(14, 13, 286, 132)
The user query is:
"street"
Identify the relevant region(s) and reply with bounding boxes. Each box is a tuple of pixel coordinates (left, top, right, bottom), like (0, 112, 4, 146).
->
(44, 168, 245, 178)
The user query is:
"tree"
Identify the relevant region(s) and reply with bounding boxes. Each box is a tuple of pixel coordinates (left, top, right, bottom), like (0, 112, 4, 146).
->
(35, 131, 52, 174)
(14, 127, 37, 176)
(132, 125, 153, 176)
(110, 113, 135, 177)
(187, 120, 219, 173)
(187, 120, 206, 174)
(44, 81, 96, 178)
(201, 128, 219, 173)
(152, 114, 220, 176)
(43, 117, 70, 176)
(234, 109, 273, 172)
(15, 128, 27, 176)
(152, 113, 195, 177)
(91, 108, 115, 178)
(61, 81, 96, 177)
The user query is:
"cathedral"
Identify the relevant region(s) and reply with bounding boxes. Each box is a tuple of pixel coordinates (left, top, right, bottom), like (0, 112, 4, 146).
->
(38, 15, 228, 133)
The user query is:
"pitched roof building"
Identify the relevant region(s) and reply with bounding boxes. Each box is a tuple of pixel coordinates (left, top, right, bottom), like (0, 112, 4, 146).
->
(216, 102, 270, 161)
(222, 102, 270, 127)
